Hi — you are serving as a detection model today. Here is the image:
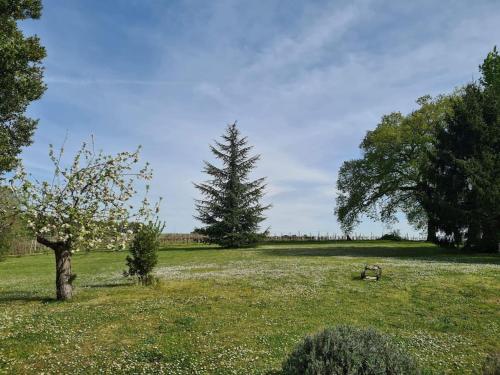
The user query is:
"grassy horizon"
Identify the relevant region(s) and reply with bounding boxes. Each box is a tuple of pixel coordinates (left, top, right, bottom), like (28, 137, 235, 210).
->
(0, 241, 499, 374)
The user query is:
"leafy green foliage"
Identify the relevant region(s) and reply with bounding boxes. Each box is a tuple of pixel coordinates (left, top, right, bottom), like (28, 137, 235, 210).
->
(335, 95, 454, 241)
(379, 230, 403, 241)
(282, 325, 420, 375)
(125, 220, 164, 285)
(195, 123, 270, 248)
(480, 46, 500, 96)
(430, 47, 500, 251)
(0, 0, 46, 175)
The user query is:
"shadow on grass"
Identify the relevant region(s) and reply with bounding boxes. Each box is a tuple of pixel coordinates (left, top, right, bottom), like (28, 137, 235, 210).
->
(82, 282, 132, 289)
(161, 241, 390, 252)
(0, 291, 56, 303)
(159, 245, 221, 252)
(261, 246, 500, 265)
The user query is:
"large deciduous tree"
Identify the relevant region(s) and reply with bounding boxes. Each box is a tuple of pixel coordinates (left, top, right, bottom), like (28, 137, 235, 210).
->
(335, 95, 454, 240)
(430, 48, 500, 251)
(195, 123, 270, 248)
(0, 0, 46, 175)
(10, 139, 157, 300)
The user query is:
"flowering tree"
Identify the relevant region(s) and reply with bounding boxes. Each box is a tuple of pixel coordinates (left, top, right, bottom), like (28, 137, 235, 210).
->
(10, 138, 158, 300)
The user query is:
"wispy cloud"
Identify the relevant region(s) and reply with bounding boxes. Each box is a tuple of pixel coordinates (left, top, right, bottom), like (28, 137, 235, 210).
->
(21, 0, 500, 234)
(45, 77, 191, 86)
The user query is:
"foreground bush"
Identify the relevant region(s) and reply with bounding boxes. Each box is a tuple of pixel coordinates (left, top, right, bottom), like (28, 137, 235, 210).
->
(282, 326, 419, 375)
(481, 352, 500, 375)
(124, 220, 164, 285)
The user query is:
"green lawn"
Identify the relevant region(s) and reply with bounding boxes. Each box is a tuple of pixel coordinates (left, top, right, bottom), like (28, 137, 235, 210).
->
(0, 241, 499, 374)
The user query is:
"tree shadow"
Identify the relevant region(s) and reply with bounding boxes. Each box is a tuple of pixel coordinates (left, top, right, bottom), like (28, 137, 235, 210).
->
(260, 245, 500, 265)
(159, 245, 220, 252)
(0, 291, 56, 303)
(82, 282, 132, 289)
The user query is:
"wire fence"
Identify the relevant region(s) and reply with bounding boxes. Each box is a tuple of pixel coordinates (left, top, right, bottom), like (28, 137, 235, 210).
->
(159, 233, 208, 244)
(264, 232, 426, 242)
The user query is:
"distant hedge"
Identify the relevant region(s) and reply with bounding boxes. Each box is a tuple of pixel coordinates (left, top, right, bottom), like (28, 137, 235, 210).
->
(379, 231, 403, 241)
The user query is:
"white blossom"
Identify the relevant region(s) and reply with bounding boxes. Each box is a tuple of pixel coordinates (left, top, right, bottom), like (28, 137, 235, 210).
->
(10, 137, 160, 252)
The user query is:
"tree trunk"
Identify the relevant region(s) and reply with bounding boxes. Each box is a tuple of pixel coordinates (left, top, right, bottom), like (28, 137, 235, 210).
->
(426, 219, 437, 242)
(479, 219, 500, 252)
(54, 247, 73, 300)
(36, 236, 74, 300)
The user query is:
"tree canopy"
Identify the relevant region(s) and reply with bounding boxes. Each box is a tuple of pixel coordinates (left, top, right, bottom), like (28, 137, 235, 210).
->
(335, 94, 454, 240)
(429, 47, 500, 250)
(0, 0, 46, 175)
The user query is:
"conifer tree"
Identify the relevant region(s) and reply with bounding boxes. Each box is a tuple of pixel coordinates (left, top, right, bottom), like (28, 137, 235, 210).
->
(124, 220, 165, 285)
(429, 47, 500, 251)
(194, 123, 270, 248)
(0, 0, 46, 175)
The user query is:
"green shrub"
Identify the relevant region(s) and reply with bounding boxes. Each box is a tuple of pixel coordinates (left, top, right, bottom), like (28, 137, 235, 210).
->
(379, 230, 403, 241)
(481, 352, 500, 375)
(124, 220, 164, 285)
(282, 325, 420, 375)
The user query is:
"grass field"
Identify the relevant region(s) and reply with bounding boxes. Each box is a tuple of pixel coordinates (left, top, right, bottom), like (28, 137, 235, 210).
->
(0, 241, 499, 374)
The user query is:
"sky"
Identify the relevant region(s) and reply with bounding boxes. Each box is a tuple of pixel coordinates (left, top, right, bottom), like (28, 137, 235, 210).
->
(20, 0, 500, 235)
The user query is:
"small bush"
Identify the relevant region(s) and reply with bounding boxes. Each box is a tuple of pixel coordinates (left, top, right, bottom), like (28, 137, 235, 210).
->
(282, 325, 420, 375)
(379, 230, 403, 241)
(124, 220, 164, 285)
(481, 352, 500, 375)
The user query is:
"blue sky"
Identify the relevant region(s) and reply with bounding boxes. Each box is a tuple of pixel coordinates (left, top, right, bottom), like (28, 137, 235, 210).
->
(20, 0, 500, 235)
